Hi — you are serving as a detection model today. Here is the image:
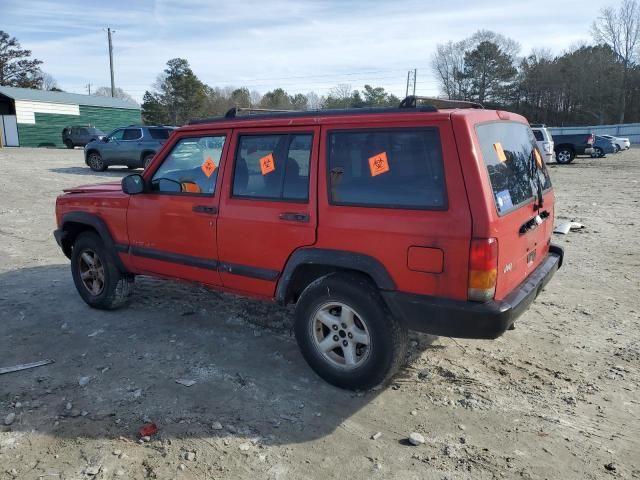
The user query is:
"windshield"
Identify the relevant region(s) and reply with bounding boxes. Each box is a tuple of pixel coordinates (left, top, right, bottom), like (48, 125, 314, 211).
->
(476, 121, 552, 215)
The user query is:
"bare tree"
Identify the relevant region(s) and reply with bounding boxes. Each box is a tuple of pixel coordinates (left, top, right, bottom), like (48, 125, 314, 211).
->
(592, 0, 640, 122)
(39, 71, 60, 91)
(329, 84, 353, 102)
(306, 91, 321, 110)
(94, 86, 137, 104)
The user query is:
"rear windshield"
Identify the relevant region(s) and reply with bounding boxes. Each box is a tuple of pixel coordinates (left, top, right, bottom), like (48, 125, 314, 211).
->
(476, 121, 552, 215)
(149, 128, 172, 140)
(532, 129, 543, 141)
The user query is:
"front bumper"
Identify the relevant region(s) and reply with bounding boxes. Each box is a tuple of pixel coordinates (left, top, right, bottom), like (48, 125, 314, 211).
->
(382, 245, 564, 339)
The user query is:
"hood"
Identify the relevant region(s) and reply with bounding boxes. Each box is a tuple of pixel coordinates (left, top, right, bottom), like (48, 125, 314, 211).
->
(63, 182, 122, 194)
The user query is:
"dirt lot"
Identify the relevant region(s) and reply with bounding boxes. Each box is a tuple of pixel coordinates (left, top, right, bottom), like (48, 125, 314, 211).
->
(0, 147, 638, 480)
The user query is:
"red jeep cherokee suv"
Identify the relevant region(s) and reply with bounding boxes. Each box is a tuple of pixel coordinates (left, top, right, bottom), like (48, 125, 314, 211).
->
(54, 97, 563, 390)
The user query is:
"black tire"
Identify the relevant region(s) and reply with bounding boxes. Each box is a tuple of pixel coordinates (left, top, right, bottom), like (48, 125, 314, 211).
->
(614, 144, 620, 153)
(555, 148, 574, 164)
(143, 153, 154, 169)
(70, 232, 134, 310)
(64, 139, 74, 149)
(592, 147, 604, 158)
(294, 272, 408, 390)
(87, 152, 107, 172)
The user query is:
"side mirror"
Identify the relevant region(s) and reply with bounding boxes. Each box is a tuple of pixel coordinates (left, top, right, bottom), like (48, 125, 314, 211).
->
(122, 174, 144, 195)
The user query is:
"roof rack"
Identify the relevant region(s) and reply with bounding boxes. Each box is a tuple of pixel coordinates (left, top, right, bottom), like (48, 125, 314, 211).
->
(188, 104, 438, 125)
(399, 95, 483, 110)
(530, 123, 546, 128)
(224, 106, 294, 118)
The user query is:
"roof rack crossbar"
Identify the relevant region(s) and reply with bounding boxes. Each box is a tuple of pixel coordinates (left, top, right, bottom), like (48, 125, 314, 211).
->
(399, 95, 483, 110)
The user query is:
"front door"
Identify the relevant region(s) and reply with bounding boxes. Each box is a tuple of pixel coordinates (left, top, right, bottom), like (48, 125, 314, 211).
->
(126, 132, 230, 286)
(216, 127, 319, 297)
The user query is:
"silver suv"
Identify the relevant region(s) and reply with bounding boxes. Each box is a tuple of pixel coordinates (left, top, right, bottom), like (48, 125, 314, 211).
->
(84, 125, 175, 171)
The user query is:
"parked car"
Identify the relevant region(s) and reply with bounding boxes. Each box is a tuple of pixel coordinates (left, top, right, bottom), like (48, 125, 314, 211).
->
(54, 97, 563, 390)
(62, 126, 105, 149)
(530, 125, 555, 164)
(592, 135, 617, 157)
(600, 134, 631, 152)
(553, 133, 594, 164)
(84, 125, 176, 171)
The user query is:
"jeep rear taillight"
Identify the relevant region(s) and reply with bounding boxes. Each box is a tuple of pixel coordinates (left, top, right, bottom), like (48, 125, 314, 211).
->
(468, 238, 498, 302)
(587, 134, 594, 145)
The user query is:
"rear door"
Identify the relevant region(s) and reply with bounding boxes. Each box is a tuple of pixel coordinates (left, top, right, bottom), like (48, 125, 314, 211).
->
(216, 126, 319, 297)
(473, 120, 554, 299)
(120, 128, 144, 164)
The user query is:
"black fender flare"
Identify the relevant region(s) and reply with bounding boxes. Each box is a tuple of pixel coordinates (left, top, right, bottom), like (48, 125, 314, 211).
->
(275, 248, 396, 304)
(59, 211, 129, 273)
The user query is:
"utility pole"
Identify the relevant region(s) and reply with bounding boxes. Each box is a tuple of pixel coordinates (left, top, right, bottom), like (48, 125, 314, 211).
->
(405, 69, 417, 97)
(107, 27, 115, 97)
(86, 83, 92, 95)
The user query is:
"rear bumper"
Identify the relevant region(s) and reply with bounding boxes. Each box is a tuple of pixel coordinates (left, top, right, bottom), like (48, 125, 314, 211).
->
(382, 245, 564, 339)
(584, 147, 594, 155)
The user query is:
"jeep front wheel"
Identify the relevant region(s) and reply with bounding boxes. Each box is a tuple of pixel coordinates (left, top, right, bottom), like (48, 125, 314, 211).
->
(87, 152, 107, 172)
(71, 232, 134, 309)
(294, 273, 407, 390)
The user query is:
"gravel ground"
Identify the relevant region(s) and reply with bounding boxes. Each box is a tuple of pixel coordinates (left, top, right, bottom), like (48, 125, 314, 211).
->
(0, 147, 638, 480)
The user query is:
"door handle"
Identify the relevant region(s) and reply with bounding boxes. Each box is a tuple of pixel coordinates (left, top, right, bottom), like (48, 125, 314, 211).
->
(279, 212, 309, 223)
(192, 205, 218, 215)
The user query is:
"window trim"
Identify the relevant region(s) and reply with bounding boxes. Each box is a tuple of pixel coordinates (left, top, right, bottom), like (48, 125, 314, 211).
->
(475, 120, 552, 217)
(147, 134, 227, 197)
(325, 126, 449, 211)
(230, 131, 313, 204)
(122, 128, 143, 142)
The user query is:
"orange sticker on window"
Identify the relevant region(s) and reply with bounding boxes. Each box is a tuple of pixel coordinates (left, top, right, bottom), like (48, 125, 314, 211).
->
(259, 153, 276, 175)
(534, 149, 543, 168)
(201, 157, 217, 177)
(368, 151, 390, 176)
(493, 143, 507, 162)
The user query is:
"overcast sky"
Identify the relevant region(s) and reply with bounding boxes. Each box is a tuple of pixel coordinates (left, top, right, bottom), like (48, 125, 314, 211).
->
(2, 0, 604, 101)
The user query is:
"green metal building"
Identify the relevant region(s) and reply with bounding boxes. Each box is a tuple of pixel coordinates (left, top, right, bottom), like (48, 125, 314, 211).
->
(0, 86, 141, 148)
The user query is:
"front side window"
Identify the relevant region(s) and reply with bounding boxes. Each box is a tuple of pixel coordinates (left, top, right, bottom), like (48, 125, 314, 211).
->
(109, 129, 125, 141)
(122, 128, 142, 141)
(476, 121, 552, 215)
(151, 136, 226, 195)
(232, 133, 312, 201)
(327, 128, 446, 209)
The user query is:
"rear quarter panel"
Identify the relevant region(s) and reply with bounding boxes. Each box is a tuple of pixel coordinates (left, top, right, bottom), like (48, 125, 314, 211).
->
(316, 115, 472, 300)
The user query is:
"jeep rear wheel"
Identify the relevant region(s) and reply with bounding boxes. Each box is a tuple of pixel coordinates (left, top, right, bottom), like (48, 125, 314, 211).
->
(71, 232, 134, 310)
(64, 139, 74, 149)
(87, 152, 107, 172)
(555, 148, 574, 164)
(294, 273, 408, 390)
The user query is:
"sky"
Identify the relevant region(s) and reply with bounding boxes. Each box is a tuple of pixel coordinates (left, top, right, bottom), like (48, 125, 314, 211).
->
(1, 0, 605, 102)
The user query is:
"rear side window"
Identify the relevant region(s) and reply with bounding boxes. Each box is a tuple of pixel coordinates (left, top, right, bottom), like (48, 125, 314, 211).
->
(327, 128, 446, 209)
(149, 128, 172, 140)
(476, 122, 552, 215)
(232, 133, 312, 201)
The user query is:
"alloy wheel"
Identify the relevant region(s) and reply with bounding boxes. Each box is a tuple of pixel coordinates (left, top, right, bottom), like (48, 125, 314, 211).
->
(78, 249, 105, 296)
(310, 302, 371, 370)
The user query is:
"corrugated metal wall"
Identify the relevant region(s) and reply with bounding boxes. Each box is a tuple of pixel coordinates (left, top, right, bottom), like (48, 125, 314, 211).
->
(548, 123, 640, 144)
(17, 105, 141, 147)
